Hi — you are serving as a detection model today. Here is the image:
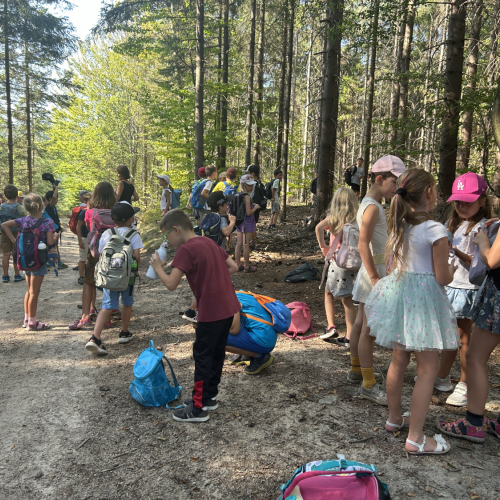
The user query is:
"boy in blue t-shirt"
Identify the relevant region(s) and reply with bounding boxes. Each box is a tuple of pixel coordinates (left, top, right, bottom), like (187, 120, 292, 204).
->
(0, 184, 26, 283)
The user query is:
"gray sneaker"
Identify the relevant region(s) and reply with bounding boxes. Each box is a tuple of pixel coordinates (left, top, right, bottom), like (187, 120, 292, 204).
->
(347, 370, 383, 384)
(359, 383, 388, 406)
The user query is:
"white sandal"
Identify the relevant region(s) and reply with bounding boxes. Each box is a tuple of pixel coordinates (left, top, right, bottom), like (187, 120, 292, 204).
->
(406, 434, 450, 455)
(386, 412, 411, 431)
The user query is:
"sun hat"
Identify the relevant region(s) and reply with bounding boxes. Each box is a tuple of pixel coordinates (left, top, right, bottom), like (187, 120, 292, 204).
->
(447, 172, 487, 203)
(371, 155, 406, 178)
(240, 174, 257, 185)
(156, 174, 171, 184)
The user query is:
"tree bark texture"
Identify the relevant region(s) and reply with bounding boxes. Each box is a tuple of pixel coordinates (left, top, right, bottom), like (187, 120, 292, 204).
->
(301, 28, 313, 202)
(194, 0, 205, 179)
(439, 0, 467, 201)
(360, 0, 379, 199)
(276, 1, 288, 169)
(254, 0, 265, 169)
(245, 0, 257, 168)
(457, 0, 483, 171)
(219, 0, 229, 172)
(4, 0, 14, 182)
(280, 0, 295, 221)
(314, 0, 344, 223)
(25, 42, 32, 191)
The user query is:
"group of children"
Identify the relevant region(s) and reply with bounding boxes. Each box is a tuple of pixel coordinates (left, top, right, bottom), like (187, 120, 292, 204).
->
(316, 156, 500, 454)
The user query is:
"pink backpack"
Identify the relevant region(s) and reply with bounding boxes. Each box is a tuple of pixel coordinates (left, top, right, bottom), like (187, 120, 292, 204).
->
(284, 302, 316, 340)
(87, 209, 116, 258)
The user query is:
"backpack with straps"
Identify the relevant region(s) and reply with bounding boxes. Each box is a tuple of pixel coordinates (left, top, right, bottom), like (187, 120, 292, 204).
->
(69, 206, 84, 234)
(253, 180, 268, 210)
(344, 166, 353, 185)
(237, 291, 291, 333)
(223, 181, 238, 197)
(278, 455, 391, 500)
(200, 212, 224, 246)
(87, 209, 116, 258)
(170, 188, 182, 209)
(265, 180, 273, 199)
(95, 228, 137, 292)
(14, 218, 48, 271)
(0, 202, 20, 233)
(129, 340, 183, 408)
(190, 179, 209, 210)
(227, 192, 248, 227)
(284, 302, 316, 339)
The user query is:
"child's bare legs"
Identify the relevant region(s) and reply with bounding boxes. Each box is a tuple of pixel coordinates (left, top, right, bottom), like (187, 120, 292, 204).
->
(349, 303, 364, 358)
(342, 296, 356, 339)
(3, 251, 20, 277)
(120, 305, 132, 332)
(226, 346, 259, 358)
(93, 309, 113, 341)
(325, 290, 336, 327)
(385, 349, 411, 430)
(242, 234, 251, 269)
(91, 286, 96, 310)
(235, 232, 243, 267)
(27, 275, 44, 317)
(78, 259, 85, 278)
(437, 318, 471, 382)
(358, 310, 377, 388)
(406, 350, 442, 452)
(81, 283, 94, 319)
(466, 327, 500, 415)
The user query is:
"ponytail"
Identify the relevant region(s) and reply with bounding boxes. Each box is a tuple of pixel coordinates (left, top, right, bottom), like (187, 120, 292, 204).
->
(24, 192, 44, 214)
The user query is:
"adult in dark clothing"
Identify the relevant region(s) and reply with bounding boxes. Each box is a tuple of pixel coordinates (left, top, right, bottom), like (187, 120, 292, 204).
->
(45, 185, 67, 268)
(346, 157, 365, 198)
(116, 165, 139, 204)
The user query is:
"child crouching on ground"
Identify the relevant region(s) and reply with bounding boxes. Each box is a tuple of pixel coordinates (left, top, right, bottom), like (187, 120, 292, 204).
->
(150, 209, 240, 423)
(85, 201, 143, 355)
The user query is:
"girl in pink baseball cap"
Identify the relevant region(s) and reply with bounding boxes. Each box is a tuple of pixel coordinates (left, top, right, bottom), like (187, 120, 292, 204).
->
(434, 173, 491, 408)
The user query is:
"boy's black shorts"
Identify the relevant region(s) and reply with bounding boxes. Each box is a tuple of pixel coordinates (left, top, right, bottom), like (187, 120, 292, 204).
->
(350, 183, 360, 193)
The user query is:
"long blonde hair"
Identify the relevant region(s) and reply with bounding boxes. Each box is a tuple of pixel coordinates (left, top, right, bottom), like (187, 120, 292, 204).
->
(447, 194, 491, 236)
(327, 187, 358, 235)
(386, 168, 435, 272)
(90, 182, 116, 209)
(24, 193, 43, 214)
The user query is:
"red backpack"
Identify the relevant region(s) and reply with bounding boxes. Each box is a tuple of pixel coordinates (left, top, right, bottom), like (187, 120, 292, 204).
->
(69, 206, 84, 234)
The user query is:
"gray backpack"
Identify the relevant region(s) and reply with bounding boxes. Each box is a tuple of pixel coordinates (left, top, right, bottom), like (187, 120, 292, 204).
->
(95, 228, 137, 292)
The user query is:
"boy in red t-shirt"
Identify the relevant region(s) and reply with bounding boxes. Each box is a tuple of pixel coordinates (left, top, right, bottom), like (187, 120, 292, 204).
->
(150, 209, 240, 423)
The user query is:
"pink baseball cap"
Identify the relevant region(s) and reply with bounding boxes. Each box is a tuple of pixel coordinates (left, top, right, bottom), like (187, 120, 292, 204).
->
(371, 155, 406, 178)
(447, 172, 487, 203)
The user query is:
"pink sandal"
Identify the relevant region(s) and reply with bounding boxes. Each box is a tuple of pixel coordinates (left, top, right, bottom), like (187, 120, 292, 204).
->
(28, 321, 51, 331)
(485, 417, 500, 439)
(69, 317, 92, 330)
(436, 416, 486, 443)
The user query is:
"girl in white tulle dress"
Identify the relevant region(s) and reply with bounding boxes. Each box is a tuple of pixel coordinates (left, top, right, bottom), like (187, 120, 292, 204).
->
(365, 168, 459, 455)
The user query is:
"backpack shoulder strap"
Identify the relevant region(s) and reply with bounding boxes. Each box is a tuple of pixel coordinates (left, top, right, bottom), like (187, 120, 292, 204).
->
(124, 229, 137, 243)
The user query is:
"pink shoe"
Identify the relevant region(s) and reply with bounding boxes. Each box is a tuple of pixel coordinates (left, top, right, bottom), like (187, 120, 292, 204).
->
(485, 417, 500, 439)
(89, 308, 98, 320)
(69, 317, 92, 330)
(103, 320, 113, 329)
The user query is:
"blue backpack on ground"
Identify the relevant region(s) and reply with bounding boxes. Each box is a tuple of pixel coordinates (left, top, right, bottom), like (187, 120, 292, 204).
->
(223, 181, 238, 196)
(129, 341, 183, 408)
(278, 455, 391, 500)
(238, 291, 291, 333)
(0, 202, 20, 233)
(170, 188, 182, 209)
(200, 212, 224, 246)
(190, 179, 208, 210)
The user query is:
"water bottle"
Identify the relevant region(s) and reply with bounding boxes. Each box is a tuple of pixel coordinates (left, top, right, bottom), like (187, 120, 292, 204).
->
(38, 242, 46, 250)
(38, 242, 48, 266)
(129, 259, 138, 286)
(146, 244, 168, 279)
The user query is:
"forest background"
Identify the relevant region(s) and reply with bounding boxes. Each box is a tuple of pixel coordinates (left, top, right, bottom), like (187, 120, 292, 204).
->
(1, 0, 500, 220)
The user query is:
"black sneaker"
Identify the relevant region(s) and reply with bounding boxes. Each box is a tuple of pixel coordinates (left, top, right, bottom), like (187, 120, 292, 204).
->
(118, 331, 133, 344)
(172, 402, 209, 423)
(183, 397, 218, 410)
(228, 354, 251, 366)
(335, 336, 350, 347)
(85, 335, 108, 355)
(78, 277, 84, 285)
(245, 353, 274, 375)
(72, 266, 79, 271)
(320, 326, 338, 340)
(182, 308, 198, 323)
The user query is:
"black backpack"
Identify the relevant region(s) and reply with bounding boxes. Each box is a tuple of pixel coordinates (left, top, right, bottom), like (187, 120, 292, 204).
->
(253, 180, 268, 210)
(265, 180, 273, 199)
(227, 192, 248, 227)
(200, 212, 224, 246)
(285, 263, 321, 283)
(344, 167, 353, 185)
(310, 178, 317, 195)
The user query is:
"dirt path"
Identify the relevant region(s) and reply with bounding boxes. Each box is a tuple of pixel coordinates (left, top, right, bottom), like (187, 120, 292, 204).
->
(1, 221, 500, 499)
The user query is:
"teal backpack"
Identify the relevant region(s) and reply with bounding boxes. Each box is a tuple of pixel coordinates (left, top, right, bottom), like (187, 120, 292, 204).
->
(0, 202, 20, 233)
(129, 341, 183, 408)
(170, 188, 182, 209)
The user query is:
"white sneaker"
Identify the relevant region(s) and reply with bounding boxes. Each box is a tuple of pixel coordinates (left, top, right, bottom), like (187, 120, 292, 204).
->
(413, 375, 454, 392)
(446, 382, 467, 406)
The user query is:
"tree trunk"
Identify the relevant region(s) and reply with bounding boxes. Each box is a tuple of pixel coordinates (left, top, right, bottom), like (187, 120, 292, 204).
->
(219, 0, 229, 172)
(245, 0, 257, 168)
(280, 0, 295, 221)
(300, 28, 313, 202)
(194, 0, 205, 179)
(276, 2, 288, 169)
(439, 0, 467, 201)
(389, 0, 408, 148)
(4, 0, 14, 182)
(253, 0, 265, 169)
(398, 0, 416, 151)
(142, 134, 148, 201)
(360, 0, 380, 199)
(25, 42, 32, 191)
(216, 0, 222, 166)
(457, 0, 483, 171)
(314, 0, 344, 223)
(359, 48, 370, 157)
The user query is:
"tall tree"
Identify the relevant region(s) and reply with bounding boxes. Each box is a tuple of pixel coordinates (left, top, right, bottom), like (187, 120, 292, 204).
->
(315, 0, 344, 222)
(220, 0, 229, 172)
(3, 0, 14, 182)
(300, 28, 313, 202)
(439, 0, 467, 201)
(360, 0, 380, 198)
(194, 0, 204, 177)
(253, 0, 265, 169)
(245, 0, 257, 167)
(276, 2, 288, 169)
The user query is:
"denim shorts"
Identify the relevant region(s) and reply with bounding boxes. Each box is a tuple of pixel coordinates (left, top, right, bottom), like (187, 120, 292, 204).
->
(102, 286, 135, 310)
(25, 263, 48, 277)
(226, 326, 273, 354)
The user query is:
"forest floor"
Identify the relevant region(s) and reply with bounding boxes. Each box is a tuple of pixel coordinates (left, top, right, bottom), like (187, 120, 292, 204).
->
(1, 206, 500, 500)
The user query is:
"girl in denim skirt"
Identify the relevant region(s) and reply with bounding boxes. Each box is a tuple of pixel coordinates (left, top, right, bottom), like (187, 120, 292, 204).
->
(437, 173, 490, 407)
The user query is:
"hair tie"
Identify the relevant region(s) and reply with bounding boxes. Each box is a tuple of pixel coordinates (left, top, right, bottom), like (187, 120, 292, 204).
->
(395, 187, 407, 197)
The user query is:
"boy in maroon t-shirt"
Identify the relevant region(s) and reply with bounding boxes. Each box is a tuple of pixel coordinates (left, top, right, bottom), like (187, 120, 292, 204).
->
(150, 209, 240, 423)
